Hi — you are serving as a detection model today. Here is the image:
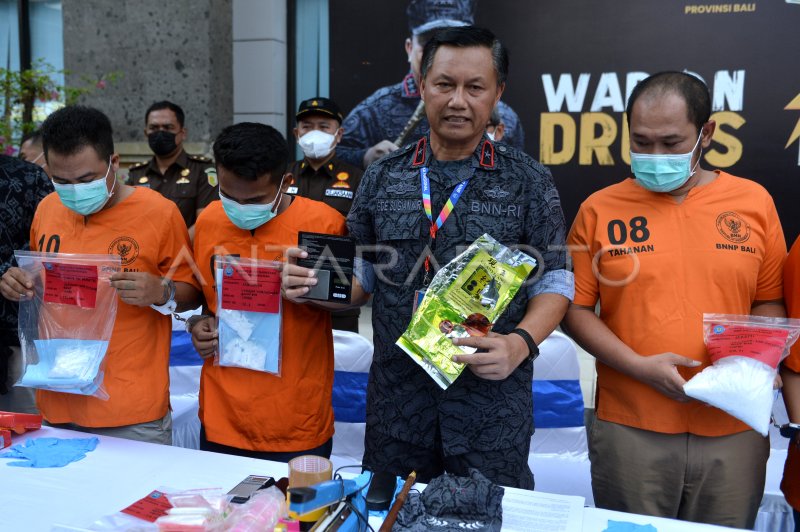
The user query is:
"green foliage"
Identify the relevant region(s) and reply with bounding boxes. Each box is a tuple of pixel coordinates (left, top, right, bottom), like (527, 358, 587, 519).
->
(0, 60, 121, 156)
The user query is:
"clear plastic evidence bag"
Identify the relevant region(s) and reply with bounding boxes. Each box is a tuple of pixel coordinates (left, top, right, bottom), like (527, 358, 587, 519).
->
(14, 251, 121, 399)
(684, 313, 800, 436)
(215, 257, 282, 375)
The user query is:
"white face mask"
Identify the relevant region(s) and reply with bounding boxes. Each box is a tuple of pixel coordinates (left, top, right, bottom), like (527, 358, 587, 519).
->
(298, 130, 337, 160)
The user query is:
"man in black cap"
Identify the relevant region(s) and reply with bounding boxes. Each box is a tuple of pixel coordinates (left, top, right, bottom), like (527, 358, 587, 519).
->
(337, 0, 525, 169)
(289, 97, 364, 218)
(289, 97, 364, 333)
(126, 101, 217, 238)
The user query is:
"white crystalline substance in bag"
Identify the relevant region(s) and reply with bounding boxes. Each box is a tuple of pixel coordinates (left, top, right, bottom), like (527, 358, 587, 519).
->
(219, 309, 255, 341)
(49, 346, 93, 379)
(683, 356, 776, 436)
(222, 337, 267, 370)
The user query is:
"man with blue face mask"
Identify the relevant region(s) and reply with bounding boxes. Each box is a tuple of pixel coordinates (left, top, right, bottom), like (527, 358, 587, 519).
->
(188, 122, 351, 462)
(563, 72, 787, 528)
(289, 97, 364, 332)
(0, 105, 202, 445)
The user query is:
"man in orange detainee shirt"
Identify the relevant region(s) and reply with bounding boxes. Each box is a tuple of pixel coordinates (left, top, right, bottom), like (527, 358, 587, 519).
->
(189, 122, 360, 461)
(563, 72, 786, 529)
(782, 238, 800, 530)
(0, 106, 201, 444)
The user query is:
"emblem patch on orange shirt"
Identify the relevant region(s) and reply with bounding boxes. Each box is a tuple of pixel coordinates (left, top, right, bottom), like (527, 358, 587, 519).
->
(109, 236, 141, 266)
(716, 211, 751, 243)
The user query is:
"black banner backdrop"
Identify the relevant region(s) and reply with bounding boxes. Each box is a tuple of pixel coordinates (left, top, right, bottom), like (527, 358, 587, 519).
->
(330, 1, 800, 243)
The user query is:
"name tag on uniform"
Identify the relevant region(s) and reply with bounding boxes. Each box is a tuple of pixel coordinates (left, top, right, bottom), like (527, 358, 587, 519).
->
(286, 186, 299, 195)
(325, 188, 354, 200)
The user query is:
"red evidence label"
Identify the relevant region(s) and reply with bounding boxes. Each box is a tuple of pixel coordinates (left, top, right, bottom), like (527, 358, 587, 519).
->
(43, 263, 98, 309)
(220, 263, 281, 313)
(706, 324, 790, 368)
(120, 490, 173, 522)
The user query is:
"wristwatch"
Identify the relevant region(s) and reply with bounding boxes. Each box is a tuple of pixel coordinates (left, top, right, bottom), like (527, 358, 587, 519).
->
(510, 328, 539, 363)
(150, 277, 177, 315)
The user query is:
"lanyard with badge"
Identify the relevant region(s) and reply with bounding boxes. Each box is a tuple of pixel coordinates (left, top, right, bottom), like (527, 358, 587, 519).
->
(414, 167, 469, 311)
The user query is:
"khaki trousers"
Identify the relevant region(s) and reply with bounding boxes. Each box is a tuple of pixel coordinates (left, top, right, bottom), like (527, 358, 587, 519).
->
(48, 410, 173, 446)
(589, 417, 769, 529)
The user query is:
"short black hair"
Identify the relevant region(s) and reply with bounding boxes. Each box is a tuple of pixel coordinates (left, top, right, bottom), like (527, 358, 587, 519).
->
(20, 129, 42, 146)
(40, 106, 114, 162)
(626, 71, 711, 134)
(420, 26, 508, 86)
(146, 100, 185, 128)
(213, 122, 288, 182)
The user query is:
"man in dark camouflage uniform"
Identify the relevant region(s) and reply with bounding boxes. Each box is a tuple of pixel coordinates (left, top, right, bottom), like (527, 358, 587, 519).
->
(338, 0, 525, 169)
(346, 26, 572, 489)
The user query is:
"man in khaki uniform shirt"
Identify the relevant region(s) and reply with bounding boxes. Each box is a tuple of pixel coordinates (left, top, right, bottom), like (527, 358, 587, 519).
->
(289, 97, 363, 217)
(126, 101, 217, 236)
(289, 97, 364, 332)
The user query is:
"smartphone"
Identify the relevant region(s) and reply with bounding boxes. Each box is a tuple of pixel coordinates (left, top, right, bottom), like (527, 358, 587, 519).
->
(227, 475, 275, 504)
(365, 471, 396, 511)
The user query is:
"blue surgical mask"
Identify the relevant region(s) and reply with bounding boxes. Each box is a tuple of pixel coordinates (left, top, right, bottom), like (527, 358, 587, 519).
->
(220, 178, 284, 230)
(630, 131, 703, 193)
(52, 160, 116, 215)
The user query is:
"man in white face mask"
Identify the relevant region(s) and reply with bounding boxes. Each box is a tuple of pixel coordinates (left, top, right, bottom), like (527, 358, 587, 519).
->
(290, 97, 363, 217)
(563, 71, 787, 529)
(289, 97, 364, 332)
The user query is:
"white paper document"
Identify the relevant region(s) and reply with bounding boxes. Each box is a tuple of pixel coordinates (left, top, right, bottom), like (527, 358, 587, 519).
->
(502, 489, 584, 531)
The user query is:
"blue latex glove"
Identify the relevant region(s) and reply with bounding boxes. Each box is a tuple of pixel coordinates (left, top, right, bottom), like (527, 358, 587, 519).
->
(1, 437, 99, 467)
(604, 521, 658, 532)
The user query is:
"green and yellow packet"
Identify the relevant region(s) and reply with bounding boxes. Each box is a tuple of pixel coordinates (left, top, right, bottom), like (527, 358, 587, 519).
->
(397, 234, 538, 389)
